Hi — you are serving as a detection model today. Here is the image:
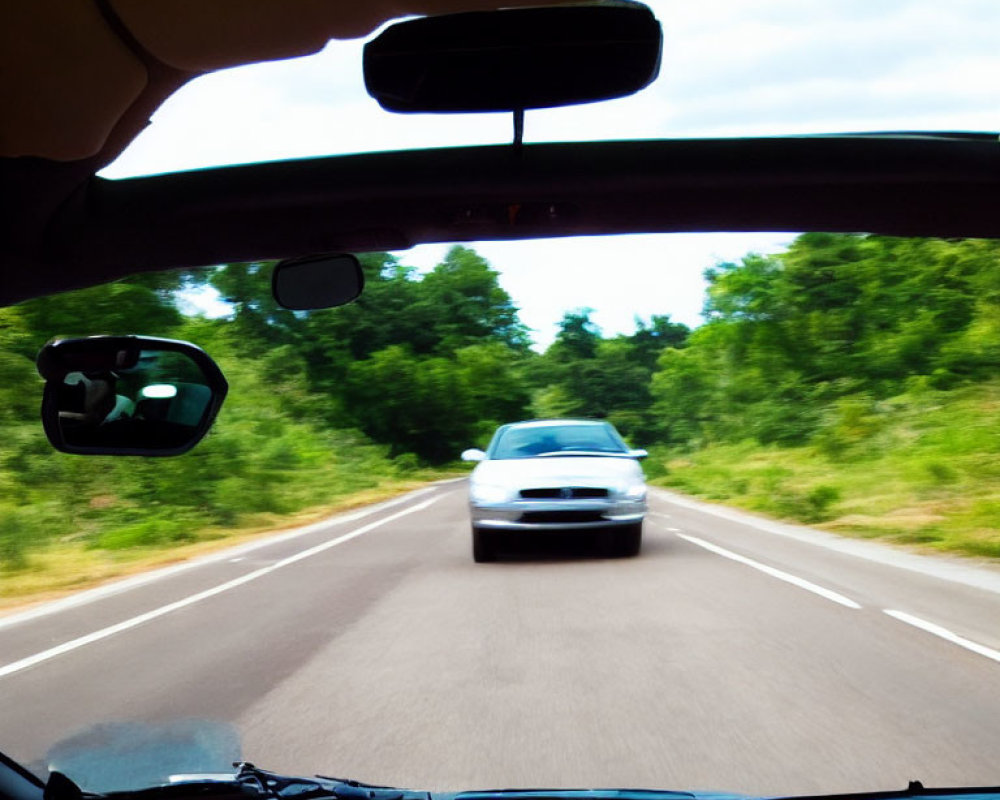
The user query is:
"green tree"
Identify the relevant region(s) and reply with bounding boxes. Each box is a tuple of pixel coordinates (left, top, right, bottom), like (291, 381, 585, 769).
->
(418, 246, 531, 353)
(18, 281, 183, 342)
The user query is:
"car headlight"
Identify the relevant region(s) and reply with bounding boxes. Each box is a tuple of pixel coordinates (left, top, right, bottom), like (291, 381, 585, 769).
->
(623, 484, 647, 501)
(470, 484, 513, 505)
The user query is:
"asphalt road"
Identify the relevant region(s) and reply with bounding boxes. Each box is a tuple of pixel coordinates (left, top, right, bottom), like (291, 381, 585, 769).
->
(2, 482, 1000, 797)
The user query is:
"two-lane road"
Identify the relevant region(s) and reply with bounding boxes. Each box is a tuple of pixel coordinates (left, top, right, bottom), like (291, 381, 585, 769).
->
(2, 483, 999, 796)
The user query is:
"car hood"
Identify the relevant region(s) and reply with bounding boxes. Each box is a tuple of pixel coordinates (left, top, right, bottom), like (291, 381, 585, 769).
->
(472, 456, 644, 491)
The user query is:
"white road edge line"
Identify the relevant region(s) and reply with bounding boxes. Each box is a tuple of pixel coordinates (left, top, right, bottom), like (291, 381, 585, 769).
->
(0, 486, 442, 631)
(651, 488, 1000, 596)
(649, 513, 679, 532)
(678, 533, 862, 610)
(884, 609, 1000, 665)
(0, 495, 444, 681)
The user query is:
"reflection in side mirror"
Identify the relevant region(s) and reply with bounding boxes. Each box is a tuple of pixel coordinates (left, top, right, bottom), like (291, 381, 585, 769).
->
(36, 336, 228, 456)
(461, 448, 486, 462)
(272, 253, 364, 310)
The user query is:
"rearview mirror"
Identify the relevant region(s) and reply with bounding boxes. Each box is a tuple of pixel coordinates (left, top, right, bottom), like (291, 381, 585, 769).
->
(272, 253, 364, 310)
(364, 3, 662, 113)
(37, 336, 228, 456)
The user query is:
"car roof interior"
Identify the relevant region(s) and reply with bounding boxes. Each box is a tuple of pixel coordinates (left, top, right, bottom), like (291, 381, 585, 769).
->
(3, 2, 999, 307)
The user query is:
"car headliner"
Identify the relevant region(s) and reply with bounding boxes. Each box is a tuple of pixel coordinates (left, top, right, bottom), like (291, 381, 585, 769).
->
(2, 2, 999, 307)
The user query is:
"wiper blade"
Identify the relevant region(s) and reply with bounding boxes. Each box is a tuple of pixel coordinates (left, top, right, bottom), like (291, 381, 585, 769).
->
(237, 765, 428, 800)
(89, 764, 423, 800)
(769, 781, 1000, 800)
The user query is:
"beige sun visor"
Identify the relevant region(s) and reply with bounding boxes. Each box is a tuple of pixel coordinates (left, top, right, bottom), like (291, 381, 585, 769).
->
(1, 0, 563, 166)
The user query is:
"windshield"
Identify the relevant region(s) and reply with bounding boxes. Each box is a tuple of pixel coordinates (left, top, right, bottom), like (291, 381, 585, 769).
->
(489, 423, 629, 459)
(3, 231, 999, 797)
(3, 3, 1000, 799)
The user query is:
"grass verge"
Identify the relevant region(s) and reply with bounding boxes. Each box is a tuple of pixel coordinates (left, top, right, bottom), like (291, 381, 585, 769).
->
(0, 472, 461, 614)
(648, 381, 1000, 561)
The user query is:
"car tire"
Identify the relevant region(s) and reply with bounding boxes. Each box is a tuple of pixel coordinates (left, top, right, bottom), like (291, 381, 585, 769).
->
(472, 525, 496, 562)
(615, 522, 643, 557)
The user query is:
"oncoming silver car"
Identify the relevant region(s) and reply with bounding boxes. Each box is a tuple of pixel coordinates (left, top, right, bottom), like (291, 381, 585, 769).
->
(461, 420, 648, 562)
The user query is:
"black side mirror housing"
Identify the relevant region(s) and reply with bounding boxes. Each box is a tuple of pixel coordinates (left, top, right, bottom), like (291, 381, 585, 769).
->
(37, 336, 228, 456)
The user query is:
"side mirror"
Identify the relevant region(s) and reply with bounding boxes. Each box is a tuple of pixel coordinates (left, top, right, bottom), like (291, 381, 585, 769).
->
(629, 448, 649, 460)
(461, 448, 486, 462)
(272, 253, 364, 310)
(37, 336, 228, 456)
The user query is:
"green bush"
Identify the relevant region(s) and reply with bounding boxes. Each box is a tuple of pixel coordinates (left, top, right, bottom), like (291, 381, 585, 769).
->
(813, 395, 883, 459)
(95, 519, 194, 550)
(0, 510, 29, 571)
(806, 484, 841, 518)
(766, 485, 840, 523)
(393, 452, 420, 474)
(640, 446, 671, 480)
(923, 460, 958, 485)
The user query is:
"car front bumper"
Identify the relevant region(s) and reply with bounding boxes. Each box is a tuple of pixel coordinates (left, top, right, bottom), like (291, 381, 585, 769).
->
(470, 498, 646, 531)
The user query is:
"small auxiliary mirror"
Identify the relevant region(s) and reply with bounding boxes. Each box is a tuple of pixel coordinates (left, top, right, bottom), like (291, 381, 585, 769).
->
(271, 253, 364, 310)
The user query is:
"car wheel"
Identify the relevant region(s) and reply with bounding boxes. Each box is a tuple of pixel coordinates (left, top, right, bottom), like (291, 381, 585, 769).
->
(472, 525, 496, 562)
(615, 522, 643, 557)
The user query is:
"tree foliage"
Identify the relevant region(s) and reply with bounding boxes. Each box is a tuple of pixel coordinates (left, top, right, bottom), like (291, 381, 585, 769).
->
(526, 309, 690, 444)
(652, 234, 1000, 447)
(4, 235, 1000, 572)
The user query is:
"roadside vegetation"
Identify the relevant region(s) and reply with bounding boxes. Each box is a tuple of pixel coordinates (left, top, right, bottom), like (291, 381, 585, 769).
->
(652, 380, 1000, 558)
(641, 234, 1000, 559)
(1, 235, 999, 603)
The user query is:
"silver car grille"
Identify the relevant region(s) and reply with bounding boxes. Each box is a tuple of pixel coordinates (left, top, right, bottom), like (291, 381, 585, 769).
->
(518, 487, 610, 499)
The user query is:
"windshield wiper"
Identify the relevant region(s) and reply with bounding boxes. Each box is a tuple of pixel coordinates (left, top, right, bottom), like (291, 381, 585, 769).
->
(771, 782, 1000, 800)
(45, 764, 430, 800)
(185, 764, 430, 800)
(37, 767, 1000, 800)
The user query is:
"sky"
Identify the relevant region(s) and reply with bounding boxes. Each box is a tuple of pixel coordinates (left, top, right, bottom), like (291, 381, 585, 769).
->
(100, 0, 1000, 349)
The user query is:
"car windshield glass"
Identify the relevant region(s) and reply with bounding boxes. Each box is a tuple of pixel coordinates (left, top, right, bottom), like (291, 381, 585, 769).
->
(5, 241, 1000, 796)
(490, 424, 627, 459)
(5, 3, 1000, 799)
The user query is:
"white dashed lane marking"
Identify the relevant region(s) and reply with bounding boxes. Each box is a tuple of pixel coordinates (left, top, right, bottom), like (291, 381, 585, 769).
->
(660, 516, 1000, 663)
(884, 609, 1000, 665)
(677, 533, 863, 610)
